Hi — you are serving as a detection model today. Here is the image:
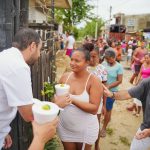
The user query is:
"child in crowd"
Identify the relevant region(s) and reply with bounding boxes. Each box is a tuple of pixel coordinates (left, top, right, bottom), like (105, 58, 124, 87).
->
(121, 41, 127, 55)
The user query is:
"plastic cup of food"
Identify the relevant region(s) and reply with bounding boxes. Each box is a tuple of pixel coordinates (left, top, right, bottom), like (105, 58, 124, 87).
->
(55, 84, 70, 96)
(32, 101, 59, 124)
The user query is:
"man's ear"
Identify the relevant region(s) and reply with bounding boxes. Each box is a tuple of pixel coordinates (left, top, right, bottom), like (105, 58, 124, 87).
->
(30, 42, 36, 51)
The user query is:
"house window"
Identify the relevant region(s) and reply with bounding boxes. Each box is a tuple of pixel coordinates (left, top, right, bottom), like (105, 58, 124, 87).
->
(127, 19, 135, 26)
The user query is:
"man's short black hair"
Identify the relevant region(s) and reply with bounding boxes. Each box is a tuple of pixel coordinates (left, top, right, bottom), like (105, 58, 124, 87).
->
(12, 28, 40, 51)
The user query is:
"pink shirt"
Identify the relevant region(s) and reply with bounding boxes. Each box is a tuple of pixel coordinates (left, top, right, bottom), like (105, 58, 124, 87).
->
(134, 48, 147, 65)
(141, 65, 150, 79)
(121, 43, 126, 49)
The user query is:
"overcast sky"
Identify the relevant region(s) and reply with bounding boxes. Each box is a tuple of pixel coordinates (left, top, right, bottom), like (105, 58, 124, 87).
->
(91, 0, 150, 20)
(77, 0, 150, 28)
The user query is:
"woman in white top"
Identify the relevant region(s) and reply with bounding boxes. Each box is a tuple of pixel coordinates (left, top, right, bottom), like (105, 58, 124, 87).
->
(56, 49, 103, 150)
(87, 49, 107, 150)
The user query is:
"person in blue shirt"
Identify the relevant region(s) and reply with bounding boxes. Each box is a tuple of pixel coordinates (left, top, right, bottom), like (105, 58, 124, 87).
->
(100, 48, 123, 137)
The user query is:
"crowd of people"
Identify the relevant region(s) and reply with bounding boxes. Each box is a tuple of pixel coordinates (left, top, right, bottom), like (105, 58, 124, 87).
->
(56, 35, 150, 150)
(0, 27, 150, 150)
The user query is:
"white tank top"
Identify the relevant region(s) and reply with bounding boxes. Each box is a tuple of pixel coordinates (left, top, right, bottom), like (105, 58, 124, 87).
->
(65, 73, 92, 103)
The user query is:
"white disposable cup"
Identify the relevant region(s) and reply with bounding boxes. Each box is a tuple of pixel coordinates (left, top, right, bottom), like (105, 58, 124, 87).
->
(55, 84, 70, 96)
(32, 101, 59, 124)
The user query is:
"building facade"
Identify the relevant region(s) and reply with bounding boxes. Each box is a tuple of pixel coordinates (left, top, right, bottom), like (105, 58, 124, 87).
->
(113, 13, 150, 40)
(123, 13, 150, 33)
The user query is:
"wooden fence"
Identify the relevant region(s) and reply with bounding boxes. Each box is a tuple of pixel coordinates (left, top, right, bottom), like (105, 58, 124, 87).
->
(30, 25, 57, 101)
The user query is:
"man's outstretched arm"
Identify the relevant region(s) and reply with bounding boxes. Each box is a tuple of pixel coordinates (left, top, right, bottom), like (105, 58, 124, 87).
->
(103, 84, 132, 100)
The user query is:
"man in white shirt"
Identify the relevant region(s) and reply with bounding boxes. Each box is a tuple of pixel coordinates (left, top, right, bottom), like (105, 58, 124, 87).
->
(128, 37, 133, 46)
(0, 28, 55, 149)
(65, 32, 75, 57)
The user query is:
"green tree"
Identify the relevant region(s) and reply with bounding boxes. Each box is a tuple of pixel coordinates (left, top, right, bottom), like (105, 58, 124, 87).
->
(79, 18, 104, 38)
(55, 0, 94, 33)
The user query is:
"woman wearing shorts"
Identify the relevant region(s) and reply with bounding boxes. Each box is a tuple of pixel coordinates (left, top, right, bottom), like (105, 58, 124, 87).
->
(100, 48, 123, 137)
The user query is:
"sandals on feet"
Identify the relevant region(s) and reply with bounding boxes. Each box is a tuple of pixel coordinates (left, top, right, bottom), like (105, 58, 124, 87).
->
(100, 129, 106, 138)
(135, 113, 140, 117)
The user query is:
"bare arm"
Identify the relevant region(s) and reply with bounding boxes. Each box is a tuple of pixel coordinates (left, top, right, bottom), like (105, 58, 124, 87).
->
(73, 42, 76, 50)
(113, 90, 132, 100)
(135, 128, 150, 140)
(102, 81, 107, 107)
(28, 137, 44, 150)
(103, 84, 132, 100)
(102, 82, 107, 115)
(133, 49, 140, 62)
(135, 65, 142, 85)
(72, 76, 103, 114)
(107, 74, 123, 89)
(3, 134, 12, 149)
(28, 118, 58, 150)
(18, 104, 33, 122)
(65, 41, 68, 50)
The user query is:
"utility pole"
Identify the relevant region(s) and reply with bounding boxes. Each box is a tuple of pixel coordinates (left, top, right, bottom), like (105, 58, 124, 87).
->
(109, 6, 112, 25)
(95, 0, 98, 39)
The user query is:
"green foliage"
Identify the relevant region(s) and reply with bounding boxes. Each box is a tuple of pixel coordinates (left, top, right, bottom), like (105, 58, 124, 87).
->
(78, 18, 104, 38)
(71, 0, 94, 24)
(44, 137, 60, 150)
(119, 136, 130, 146)
(110, 141, 118, 145)
(71, 26, 79, 39)
(41, 82, 55, 100)
(106, 127, 114, 136)
(55, 0, 94, 32)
